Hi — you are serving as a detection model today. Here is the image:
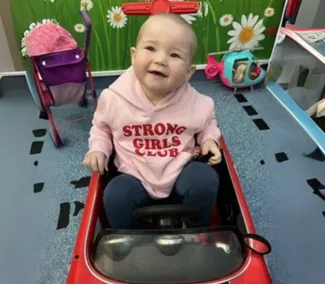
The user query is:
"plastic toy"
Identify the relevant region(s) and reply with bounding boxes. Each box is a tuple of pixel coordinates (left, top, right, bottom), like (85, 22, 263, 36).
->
(121, 0, 200, 15)
(66, 136, 272, 284)
(205, 49, 267, 93)
(25, 10, 97, 147)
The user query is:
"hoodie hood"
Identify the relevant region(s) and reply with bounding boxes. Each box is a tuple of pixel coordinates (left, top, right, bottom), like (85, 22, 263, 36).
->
(109, 66, 196, 115)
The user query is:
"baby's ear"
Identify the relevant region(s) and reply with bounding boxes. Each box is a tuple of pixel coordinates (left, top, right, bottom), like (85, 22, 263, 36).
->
(186, 65, 196, 81)
(130, 47, 136, 64)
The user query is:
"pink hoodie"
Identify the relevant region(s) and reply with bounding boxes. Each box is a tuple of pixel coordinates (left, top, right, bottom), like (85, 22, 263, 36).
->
(88, 67, 221, 198)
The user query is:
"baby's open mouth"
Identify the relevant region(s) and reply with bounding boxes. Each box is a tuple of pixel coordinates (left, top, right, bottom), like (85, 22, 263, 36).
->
(148, 70, 168, 78)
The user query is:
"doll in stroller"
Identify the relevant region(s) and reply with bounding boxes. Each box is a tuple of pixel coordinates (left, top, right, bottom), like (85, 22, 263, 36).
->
(25, 10, 97, 147)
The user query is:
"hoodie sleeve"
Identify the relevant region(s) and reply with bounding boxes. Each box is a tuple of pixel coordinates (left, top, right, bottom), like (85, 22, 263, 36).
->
(196, 97, 221, 147)
(87, 90, 113, 158)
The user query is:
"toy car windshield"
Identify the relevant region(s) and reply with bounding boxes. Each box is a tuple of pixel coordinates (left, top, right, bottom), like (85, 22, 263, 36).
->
(92, 228, 245, 283)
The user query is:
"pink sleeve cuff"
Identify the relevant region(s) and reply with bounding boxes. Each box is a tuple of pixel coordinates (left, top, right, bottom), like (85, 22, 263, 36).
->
(199, 134, 221, 148)
(87, 139, 112, 158)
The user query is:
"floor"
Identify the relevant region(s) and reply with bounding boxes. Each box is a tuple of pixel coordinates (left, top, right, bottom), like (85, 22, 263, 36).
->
(1, 72, 325, 284)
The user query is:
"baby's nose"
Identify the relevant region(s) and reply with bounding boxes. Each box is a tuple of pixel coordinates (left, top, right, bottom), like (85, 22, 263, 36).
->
(154, 53, 168, 65)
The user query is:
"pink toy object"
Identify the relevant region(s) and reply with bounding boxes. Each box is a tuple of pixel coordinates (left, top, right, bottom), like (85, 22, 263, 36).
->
(204, 49, 267, 93)
(205, 54, 232, 87)
(25, 11, 97, 147)
(205, 55, 223, 80)
(25, 23, 78, 57)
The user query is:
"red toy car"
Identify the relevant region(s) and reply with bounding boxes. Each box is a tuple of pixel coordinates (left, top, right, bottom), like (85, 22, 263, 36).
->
(66, 136, 272, 284)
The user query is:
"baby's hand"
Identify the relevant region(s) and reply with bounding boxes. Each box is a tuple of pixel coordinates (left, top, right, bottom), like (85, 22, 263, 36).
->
(83, 151, 108, 175)
(201, 139, 222, 165)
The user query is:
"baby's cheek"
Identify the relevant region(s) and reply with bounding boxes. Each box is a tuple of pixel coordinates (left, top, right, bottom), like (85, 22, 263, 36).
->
(170, 65, 186, 78)
(133, 62, 146, 78)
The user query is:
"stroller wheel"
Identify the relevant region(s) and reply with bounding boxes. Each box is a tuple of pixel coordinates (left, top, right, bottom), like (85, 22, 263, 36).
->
(79, 97, 88, 108)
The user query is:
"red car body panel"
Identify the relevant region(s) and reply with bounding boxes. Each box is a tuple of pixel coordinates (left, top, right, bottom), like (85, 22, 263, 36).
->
(66, 136, 272, 284)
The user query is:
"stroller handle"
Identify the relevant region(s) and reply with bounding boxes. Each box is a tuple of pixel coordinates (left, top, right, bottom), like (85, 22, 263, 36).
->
(80, 9, 92, 56)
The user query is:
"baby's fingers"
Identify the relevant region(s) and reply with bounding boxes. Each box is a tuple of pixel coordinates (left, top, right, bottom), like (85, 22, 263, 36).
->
(105, 157, 108, 172)
(83, 155, 91, 168)
(208, 154, 222, 165)
(97, 154, 106, 175)
(90, 156, 100, 173)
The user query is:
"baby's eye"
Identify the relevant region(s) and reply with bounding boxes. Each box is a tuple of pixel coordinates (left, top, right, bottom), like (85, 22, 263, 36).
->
(145, 46, 155, 52)
(170, 53, 181, 58)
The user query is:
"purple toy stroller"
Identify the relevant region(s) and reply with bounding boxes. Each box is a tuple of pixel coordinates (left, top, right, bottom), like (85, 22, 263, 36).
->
(25, 10, 97, 147)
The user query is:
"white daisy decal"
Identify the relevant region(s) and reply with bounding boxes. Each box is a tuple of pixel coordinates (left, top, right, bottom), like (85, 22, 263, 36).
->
(179, 0, 207, 23)
(180, 14, 197, 25)
(107, 6, 127, 29)
(196, 2, 203, 17)
(80, 0, 94, 11)
(219, 14, 233, 27)
(74, 23, 86, 33)
(264, 7, 275, 17)
(203, 1, 209, 16)
(197, 1, 209, 17)
(227, 14, 266, 50)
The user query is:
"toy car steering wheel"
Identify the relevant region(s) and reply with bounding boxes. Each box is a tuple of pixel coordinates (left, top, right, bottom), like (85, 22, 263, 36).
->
(133, 204, 200, 229)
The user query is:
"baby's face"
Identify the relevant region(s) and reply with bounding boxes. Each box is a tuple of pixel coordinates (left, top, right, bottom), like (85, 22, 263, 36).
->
(131, 18, 196, 97)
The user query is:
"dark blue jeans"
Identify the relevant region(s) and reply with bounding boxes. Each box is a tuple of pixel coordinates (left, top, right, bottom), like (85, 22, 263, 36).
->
(103, 161, 219, 229)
